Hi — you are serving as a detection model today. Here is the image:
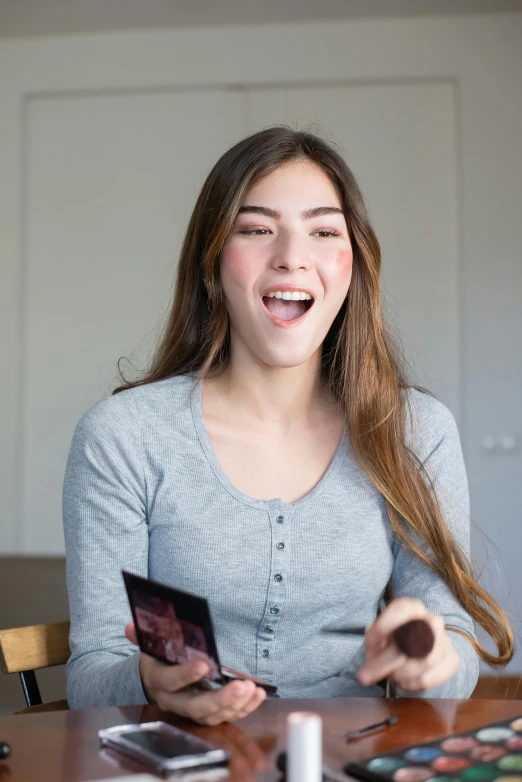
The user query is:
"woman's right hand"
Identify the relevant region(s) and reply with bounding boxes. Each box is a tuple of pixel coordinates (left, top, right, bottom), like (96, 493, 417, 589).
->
(124, 623, 267, 726)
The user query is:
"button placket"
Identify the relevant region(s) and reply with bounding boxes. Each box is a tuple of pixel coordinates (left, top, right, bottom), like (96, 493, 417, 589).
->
(257, 504, 289, 679)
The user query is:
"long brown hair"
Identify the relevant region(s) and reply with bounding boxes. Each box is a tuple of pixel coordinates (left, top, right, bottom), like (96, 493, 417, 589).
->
(114, 125, 513, 668)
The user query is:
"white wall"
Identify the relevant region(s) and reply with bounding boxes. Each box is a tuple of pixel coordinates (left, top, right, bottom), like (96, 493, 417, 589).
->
(19, 81, 460, 552)
(0, 13, 521, 671)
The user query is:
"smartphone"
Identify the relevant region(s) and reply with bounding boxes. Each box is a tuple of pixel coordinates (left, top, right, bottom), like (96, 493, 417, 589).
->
(98, 721, 230, 775)
(122, 570, 278, 696)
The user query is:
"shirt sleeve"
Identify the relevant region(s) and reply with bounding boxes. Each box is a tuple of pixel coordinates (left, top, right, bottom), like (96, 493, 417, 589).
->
(390, 394, 480, 698)
(62, 391, 150, 708)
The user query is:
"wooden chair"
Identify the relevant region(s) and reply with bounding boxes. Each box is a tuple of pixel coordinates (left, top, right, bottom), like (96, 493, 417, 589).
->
(0, 620, 70, 714)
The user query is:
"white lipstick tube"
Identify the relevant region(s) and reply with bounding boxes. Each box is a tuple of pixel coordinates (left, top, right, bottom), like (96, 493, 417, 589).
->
(287, 711, 322, 782)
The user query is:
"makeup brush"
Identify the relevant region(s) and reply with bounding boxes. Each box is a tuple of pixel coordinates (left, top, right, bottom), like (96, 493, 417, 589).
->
(393, 618, 435, 659)
(345, 715, 398, 741)
(321, 618, 435, 659)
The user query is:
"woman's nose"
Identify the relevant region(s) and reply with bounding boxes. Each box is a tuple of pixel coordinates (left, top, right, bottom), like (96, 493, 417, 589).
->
(271, 232, 312, 271)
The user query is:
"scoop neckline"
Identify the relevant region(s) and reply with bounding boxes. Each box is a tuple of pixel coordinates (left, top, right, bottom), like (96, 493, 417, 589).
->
(189, 375, 346, 510)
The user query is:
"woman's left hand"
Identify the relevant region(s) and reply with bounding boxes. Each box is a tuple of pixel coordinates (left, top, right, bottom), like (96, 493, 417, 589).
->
(357, 597, 460, 692)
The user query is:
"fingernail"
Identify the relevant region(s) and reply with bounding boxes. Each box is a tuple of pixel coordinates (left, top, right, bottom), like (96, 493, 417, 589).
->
(358, 670, 371, 685)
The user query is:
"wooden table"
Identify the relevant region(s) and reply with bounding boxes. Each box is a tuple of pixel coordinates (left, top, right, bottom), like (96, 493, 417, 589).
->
(1, 698, 522, 781)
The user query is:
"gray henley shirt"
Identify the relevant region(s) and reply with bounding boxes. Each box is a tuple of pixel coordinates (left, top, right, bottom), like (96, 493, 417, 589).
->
(63, 373, 480, 708)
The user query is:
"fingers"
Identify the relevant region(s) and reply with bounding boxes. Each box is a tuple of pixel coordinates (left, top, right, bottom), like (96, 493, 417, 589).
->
(360, 611, 459, 692)
(145, 656, 211, 695)
(139, 643, 267, 726)
(188, 680, 256, 724)
(393, 634, 460, 692)
(124, 622, 138, 646)
(199, 681, 266, 726)
(358, 641, 408, 685)
(365, 597, 429, 651)
(215, 685, 267, 725)
(158, 678, 266, 726)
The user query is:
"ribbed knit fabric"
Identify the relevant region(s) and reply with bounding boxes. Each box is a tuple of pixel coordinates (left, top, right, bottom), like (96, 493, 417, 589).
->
(63, 373, 479, 708)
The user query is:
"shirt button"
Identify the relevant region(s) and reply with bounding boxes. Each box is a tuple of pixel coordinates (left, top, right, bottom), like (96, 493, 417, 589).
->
(274, 573, 283, 582)
(264, 625, 274, 633)
(276, 542, 285, 550)
(276, 515, 284, 523)
(270, 605, 280, 615)
(261, 648, 271, 658)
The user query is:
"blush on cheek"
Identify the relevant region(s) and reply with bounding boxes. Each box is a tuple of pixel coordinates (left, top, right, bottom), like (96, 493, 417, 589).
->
(335, 247, 353, 286)
(220, 246, 255, 290)
(338, 247, 353, 271)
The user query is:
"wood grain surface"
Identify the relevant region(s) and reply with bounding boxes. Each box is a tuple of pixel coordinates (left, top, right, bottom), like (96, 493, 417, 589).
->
(0, 698, 521, 781)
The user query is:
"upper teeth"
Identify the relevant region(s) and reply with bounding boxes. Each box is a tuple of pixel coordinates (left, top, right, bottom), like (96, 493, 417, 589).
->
(265, 291, 312, 300)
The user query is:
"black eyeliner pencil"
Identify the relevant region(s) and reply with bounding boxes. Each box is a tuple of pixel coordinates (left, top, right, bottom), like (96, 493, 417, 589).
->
(345, 716, 398, 741)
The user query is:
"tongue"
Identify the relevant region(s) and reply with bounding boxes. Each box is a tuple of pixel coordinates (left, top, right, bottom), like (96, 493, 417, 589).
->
(263, 297, 307, 321)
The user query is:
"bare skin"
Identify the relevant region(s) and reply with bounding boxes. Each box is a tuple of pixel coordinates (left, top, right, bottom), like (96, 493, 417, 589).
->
(200, 371, 346, 504)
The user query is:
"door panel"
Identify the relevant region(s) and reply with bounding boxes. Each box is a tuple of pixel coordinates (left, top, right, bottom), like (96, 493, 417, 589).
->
(23, 89, 243, 552)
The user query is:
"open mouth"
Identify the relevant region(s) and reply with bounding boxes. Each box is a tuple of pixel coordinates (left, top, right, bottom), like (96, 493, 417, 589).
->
(261, 294, 314, 322)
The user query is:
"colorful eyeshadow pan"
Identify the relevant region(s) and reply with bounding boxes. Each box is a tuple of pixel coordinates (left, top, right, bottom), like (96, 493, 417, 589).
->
(476, 728, 515, 742)
(404, 747, 443, 762)
(368, 758, 409, 773)
(432, 757, 472, 773)
(470, 745, 507, 762)
(460, 765, 502, 781)
(350, 715, 522, 782)
(442, 737, 480, 752)
(497, 755, 522, 771)
(506, 737, 522, 750)
(424, 778, 458, 782)
(393, 767, 434, 782)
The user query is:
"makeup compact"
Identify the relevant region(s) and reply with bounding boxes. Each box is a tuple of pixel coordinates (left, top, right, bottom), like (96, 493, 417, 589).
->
(122, 570, 278, 696)
(345, 714, 522, 782)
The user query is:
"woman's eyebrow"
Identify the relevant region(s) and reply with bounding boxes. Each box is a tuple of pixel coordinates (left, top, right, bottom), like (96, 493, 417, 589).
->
(237, 205, 344, 219)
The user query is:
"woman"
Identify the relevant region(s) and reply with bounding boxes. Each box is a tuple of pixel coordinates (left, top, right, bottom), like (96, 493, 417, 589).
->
(63, 126, 513, 726)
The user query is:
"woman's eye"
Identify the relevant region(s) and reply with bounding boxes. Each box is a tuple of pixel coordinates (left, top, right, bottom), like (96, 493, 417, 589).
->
(313, 230, 341, 238)
(237, 228, 341, 237)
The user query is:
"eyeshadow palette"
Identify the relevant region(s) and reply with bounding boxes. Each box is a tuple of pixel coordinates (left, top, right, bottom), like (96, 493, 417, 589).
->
(121, 570, 278, 695)
(344, 715, 522, 782)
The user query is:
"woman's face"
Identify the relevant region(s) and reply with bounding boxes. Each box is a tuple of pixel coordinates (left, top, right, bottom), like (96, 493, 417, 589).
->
(220, 159, 353, 370)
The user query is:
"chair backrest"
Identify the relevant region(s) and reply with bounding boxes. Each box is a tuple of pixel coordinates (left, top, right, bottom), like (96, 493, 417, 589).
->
(0, 621, 70, 674)
(0, 620, 70, 710)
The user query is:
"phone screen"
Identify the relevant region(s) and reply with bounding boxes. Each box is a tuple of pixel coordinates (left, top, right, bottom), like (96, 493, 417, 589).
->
(123, 729, 210, 759)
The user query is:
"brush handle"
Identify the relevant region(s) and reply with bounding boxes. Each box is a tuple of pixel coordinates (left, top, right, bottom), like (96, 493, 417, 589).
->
(393, 618, 435, 659)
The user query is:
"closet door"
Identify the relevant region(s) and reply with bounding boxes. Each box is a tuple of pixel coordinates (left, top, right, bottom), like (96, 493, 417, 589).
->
(245, 84, 459, 415)
(22, 90, 242, 553)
